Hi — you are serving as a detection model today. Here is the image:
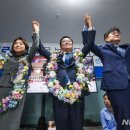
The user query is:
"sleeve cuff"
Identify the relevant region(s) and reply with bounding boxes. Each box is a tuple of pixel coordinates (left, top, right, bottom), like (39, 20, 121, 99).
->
(88, 27, 95, 31)
(83, 25, 95, 31)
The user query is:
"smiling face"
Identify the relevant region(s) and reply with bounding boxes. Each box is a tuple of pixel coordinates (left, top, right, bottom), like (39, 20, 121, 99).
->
(13, 39, 26, 53)
(11, 37, 29, 56)
(105, 30, 121, 44)
(104, 27, 121, 45)
(60, 37, 73, 52)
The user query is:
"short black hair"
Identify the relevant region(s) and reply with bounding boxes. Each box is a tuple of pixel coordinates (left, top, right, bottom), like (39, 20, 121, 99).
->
(104, 27, 120, 41)
(103, 93, 107, 98)
(59, 36, 73, 46)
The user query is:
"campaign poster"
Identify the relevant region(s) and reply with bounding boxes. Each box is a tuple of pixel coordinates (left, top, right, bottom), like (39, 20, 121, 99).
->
(84, 56, 97, 92)
(27, 56, 49, 93)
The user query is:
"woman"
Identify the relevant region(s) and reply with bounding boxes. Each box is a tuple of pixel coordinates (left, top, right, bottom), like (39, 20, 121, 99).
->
(0, 21, 39, 130)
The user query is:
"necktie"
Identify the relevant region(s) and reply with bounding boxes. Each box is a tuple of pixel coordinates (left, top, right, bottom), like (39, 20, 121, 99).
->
(117, 47, 126, 56)
(65, 53, 70, 66)
(64, 52, 71, 85)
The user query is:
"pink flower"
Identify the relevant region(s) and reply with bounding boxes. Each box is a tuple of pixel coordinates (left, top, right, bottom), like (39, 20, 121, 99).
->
(75, 49, 81, 52)
(54, 84, 60, 89)
(12, 93, 23, 100)
(2, 98, 9, 104)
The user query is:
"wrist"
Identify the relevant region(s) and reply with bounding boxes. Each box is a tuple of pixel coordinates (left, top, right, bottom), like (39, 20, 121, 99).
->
(33, 31, 39, 34)
(34, 30, 39, 33)
(88, 27, 94, 31)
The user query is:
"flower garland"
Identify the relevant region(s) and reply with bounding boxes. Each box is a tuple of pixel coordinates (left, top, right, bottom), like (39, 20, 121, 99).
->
(45, 49, 92, 104)
(0, 52, 29, 114)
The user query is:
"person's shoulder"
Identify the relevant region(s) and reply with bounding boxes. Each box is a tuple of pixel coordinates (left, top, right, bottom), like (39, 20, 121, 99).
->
(119, 43, 130, 49)
(119, 43, 129, 47)
(97, 43, 107, 48)
(100, 107, 107, 114)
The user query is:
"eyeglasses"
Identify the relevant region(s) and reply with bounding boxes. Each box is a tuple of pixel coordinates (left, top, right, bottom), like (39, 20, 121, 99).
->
(109, 31, 120, 36)
(61, 40, 73, 45)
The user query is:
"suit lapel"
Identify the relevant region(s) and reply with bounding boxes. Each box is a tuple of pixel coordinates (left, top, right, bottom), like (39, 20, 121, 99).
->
(121, 44, 130, 56)
(69, 57, 75, 67)
(107, 43, 123, 57)
(57, 54, 64, 63)
(57, 53, 75, 68)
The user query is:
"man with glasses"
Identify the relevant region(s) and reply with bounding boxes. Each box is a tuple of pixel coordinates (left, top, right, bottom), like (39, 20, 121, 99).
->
(36, 17, 95, 130)
(82, 14, 130, 130)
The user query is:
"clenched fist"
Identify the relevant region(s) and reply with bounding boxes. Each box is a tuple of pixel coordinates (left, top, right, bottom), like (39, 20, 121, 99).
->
(84, 13, 93, 28)
(32, 21, 40, 33)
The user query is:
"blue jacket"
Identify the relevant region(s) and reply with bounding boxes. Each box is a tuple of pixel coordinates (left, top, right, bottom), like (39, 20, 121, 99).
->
(82, 31, 130, 90)
(100, 107, 117, 130)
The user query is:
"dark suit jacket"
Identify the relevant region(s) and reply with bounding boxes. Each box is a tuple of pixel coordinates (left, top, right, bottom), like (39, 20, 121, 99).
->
(82, 31, 130, 91)
(38, 30, 96, 95)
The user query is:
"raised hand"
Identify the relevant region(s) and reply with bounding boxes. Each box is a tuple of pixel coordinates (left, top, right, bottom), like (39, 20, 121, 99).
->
(32, 21, 40, 33)
(84, 13, 93, 28)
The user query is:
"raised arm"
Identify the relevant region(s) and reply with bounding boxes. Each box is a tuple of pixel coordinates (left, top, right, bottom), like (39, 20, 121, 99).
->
(82, 14, 103, 60)
(82, 13, 93, 45)
(38, 39, 51, 60)
(31, 21, 51, 60)
(28, 21, 40, 63)
(81, 14, 96, 57)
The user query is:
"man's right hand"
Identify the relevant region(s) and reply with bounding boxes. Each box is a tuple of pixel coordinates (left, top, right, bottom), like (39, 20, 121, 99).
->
(84, 13, 93, 28)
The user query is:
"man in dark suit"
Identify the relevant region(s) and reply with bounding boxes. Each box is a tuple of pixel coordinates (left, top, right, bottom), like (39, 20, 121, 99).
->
(35, 18, 96, 130)
(82, 14, 130, 130)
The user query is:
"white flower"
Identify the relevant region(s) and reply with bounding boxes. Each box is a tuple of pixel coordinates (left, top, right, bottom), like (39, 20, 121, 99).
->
(45, 50, 90, 104)
(49, 71, 56, 78)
